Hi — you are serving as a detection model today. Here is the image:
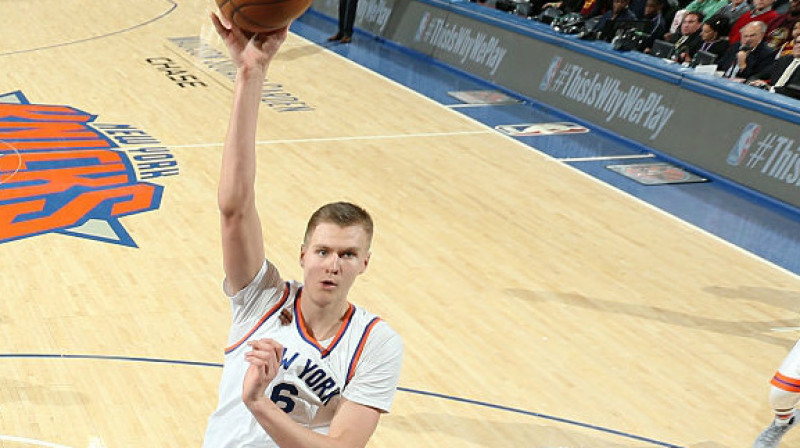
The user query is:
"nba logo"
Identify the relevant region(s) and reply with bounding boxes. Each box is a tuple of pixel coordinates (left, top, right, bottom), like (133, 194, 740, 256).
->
(727, 122, 761, 166)
(414, 13, 431, 42)
(540, 56, 563, 91)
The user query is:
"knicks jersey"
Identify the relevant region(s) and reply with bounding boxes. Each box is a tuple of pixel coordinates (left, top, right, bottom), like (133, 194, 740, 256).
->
(203, 260, 403, 448)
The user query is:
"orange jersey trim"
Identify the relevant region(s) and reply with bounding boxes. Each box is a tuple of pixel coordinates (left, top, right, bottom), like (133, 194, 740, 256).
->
(294, 291, 355, 358)
(224, 282, 291, 355)
(346, 317, 382, 385)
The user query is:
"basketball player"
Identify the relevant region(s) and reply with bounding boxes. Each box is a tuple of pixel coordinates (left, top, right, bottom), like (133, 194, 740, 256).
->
(202, 14, 404, 448)
(752, 340, 800, 448)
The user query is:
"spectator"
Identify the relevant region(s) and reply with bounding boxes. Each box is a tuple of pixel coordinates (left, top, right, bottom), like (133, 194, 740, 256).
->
(665, 9, 688, 38)
(776, 20, 800, 56)
(689, 15, 731, 62)
(684, 0, 729, 21)
(641, 0, 670, 48)
(534, 0, 587, 19)
(593, 0, 639, 40)
(711, 0, 753, 25)
(668, 11, 705, 61)
(718, 21, 779, 78)
(748, 35, 800, 98)
(765, 0, 800, 49)
(584, 0, 613, 18)
(728, 0, 780, 42)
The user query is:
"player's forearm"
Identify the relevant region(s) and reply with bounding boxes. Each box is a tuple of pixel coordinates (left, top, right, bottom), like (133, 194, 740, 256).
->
(245, 400, 350, 448)
(218, 66, 267, 215)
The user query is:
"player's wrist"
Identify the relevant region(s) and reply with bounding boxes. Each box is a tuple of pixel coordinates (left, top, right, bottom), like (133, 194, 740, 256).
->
(237, 64, 269, 81)
(243, 394, 272, 412)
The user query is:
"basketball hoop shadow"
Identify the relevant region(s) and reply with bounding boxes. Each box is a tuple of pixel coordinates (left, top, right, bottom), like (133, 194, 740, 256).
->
(0, 139, 22, 185)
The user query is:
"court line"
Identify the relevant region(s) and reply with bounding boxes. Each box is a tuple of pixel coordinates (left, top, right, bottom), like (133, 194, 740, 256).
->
(558, 154, 656, 162)
(446, 102, 522, 108)
(0, 353, 684, 448)
(0, 140, 23, 185)
(399, 387, 683, 448)
(293, 20, 800, 280)
(0, 435, 74, 448)
(168, 129, 493, 148)
(0, 0, 177, 57)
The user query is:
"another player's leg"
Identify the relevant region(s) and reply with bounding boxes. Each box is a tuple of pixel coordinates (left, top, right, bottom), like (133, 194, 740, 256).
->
(752, 376, 800, 447)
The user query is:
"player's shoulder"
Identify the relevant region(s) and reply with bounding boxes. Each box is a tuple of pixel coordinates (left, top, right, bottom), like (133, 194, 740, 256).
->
(350, 305, 403, 346)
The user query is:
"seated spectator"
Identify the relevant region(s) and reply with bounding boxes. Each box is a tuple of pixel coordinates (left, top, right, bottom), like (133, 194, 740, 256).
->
(728, 0, 780, 42)
(593, 0, 640, 40)
(748, 35, 800, 98)
(664, 8, 688, 39)
(776, 20, 800, 55)
(630, 0, 648, 19)
(668, 11, 705, 61)
(584, 0, 613, 18)
(684, 0, 729, 20)
(718, 21, 779, 78)
(689, 15, 731, 62)
(711, 0, 753, 24)
(765, 0, 800, 49)
(535, 0, 588, 18)
(641, 0, 670, 48)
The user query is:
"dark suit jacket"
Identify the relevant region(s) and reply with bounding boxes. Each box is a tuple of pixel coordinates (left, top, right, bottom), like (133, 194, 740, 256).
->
(753, 55, 800, 99)
(717, 41, 778, 79)
(594, 8, 639, 41)
(667, 30, 703, 58)
(642, 13, 668, 49)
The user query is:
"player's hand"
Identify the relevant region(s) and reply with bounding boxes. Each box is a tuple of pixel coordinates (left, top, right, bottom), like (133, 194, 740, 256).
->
(242, 338, 284, 408)
(210, 12, 289, 71)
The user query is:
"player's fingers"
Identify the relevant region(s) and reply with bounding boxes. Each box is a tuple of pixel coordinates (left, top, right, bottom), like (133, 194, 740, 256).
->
(244, 353, 268, 366)
(209, 12, 229, 37)
(267, 355, 280, 378)
(249, 338, 283, 352)
(245, 348, 273, 362)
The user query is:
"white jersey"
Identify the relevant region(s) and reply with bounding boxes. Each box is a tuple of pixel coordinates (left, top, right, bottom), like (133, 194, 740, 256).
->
(203, 260, 403, 448)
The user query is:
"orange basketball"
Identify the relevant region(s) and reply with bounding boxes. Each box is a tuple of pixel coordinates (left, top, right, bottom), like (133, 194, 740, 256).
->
(216, 0, 313, 33)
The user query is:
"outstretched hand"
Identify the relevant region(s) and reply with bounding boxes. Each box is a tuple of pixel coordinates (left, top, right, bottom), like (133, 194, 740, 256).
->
(210, 13, 289, 72)
(242, 338, 285, 408)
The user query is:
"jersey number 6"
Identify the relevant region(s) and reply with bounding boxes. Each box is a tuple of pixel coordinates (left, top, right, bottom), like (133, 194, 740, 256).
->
(270, 383, 299, 413)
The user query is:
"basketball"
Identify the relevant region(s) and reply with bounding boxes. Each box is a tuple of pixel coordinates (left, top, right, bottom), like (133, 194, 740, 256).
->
(216, 0, 313, 33)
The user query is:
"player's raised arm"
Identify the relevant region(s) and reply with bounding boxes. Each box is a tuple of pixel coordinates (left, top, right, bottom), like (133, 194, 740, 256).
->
(212, 14, 289, 292)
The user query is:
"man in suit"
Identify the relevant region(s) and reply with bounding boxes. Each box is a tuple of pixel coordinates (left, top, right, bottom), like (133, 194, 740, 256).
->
(667, 11, 705, 62)
(749, 35, 800, 98)
(641, 0, 669, 49)
(718, 21, 779, 79)
(593, 0, 639, 41)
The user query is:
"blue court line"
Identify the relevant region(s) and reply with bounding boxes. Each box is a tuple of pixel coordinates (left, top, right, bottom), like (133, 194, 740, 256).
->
(0, 352, 684, 447)
(0, 0, 177, 57)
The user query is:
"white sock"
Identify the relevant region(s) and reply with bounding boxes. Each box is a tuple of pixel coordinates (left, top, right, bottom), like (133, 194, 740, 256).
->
(775, 410, 795, 426)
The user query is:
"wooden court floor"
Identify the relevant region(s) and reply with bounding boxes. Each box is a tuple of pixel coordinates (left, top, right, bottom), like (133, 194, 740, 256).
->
(2, 1, 800, 447)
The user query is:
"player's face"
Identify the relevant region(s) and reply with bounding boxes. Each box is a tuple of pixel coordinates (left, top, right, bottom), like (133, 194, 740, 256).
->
(300, 223, 371, 305)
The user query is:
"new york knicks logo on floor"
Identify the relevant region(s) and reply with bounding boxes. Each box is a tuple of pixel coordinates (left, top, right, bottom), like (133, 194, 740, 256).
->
(0, 91, 178, 247)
